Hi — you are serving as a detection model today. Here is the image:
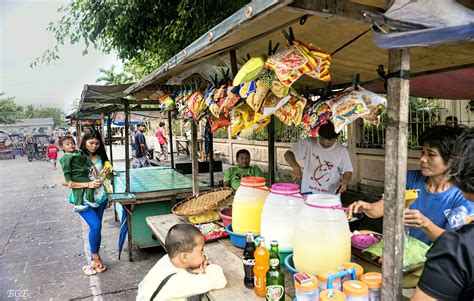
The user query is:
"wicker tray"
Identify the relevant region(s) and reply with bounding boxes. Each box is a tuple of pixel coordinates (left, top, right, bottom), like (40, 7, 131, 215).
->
(172, 187, 234, 216)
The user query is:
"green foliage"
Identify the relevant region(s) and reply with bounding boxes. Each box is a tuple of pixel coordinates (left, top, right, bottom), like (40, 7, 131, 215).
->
(0, 94, 66, 127)
(0, 94, 23, 124)
(32, 0, 249, 75)
(96, 65, 134, 85)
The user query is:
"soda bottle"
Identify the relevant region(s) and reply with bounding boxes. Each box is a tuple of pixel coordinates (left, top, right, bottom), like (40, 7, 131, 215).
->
(265, 240, 285, 301)
(254, 237, 269, 297)
(243, 232, 256, 288)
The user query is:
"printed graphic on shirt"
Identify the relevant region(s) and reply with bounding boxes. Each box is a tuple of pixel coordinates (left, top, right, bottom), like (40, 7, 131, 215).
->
(308, 154, 333, 193)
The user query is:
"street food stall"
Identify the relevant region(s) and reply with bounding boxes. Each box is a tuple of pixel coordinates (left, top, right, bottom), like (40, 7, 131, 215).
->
(123, 0, 474, 299)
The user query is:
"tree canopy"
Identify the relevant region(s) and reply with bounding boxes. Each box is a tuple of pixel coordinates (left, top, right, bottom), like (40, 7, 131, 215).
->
(33, 0, 249, 77)
(0, 94, 66, 127)
(96, 65, 134, 85)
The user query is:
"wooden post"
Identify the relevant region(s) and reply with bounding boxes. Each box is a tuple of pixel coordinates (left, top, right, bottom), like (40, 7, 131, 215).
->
(124, 101, 131, 193)
(168, 110, 175, 169)
(208, 121, 215, 187)
(268, 115, 275, 185)
(230, 50, 238, 78)
(107, 114, 113, 165)
(382, 48, 410, 300)
(191, 121, 200, 195)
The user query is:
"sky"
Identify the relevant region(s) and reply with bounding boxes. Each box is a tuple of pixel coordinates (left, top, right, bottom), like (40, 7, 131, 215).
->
(0, 0, 123, 114)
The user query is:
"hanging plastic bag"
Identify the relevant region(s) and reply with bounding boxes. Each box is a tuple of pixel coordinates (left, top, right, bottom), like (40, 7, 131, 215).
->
(220, 86, 241, 116)
(358, 87, 387, 125)
(302, 101, 332, 137)
(246, 80, 269, 112)
(209, 115, 232, 133)
(233, 56, 266, 86)
(328, 87, 371, 133)
(274, 96, 307, 126)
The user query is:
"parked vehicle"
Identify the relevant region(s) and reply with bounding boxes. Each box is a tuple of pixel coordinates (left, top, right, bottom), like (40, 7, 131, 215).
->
(0, 131, 15, 159)
(9, 134, 25, 157)
(26, 134, 50, 162)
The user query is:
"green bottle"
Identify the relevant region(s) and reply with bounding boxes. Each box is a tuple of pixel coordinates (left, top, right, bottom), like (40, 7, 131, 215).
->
(265, 240, 285, 301)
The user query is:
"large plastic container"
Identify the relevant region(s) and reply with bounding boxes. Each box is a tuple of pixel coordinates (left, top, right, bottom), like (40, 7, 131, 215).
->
(343, 280, 369, 301)
(293, 194, 351, 275)
(360, 272, 382, 301)
(232, 176, 269, 235)
(260, 183, 304, 251)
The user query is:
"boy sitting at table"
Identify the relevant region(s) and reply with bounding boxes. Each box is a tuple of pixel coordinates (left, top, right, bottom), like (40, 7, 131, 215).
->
(137, 224, 227, 301)
(224, 149, 265, 190)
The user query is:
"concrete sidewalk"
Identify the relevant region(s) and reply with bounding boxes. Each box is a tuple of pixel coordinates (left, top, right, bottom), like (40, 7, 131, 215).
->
(0, 157, 164, 300)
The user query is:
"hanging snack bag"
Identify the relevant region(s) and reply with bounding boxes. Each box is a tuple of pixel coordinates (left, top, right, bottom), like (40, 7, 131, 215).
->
(265, 41, 318, 87)
(261, 92, 292, 117)
(209, 115, 232, 133)
(233, 56, 266, 86)
(302, 101, 332, 137)
(246, 80, 269, 112)
(274, 96, 307, 126)
(204, 88, 222, 118)
(188, 91, 206, 121)
(328, 87, 371, 133)
(358, 87, 387, 125)
(220, 86, 241, 116)
(303, 41, 332, 82)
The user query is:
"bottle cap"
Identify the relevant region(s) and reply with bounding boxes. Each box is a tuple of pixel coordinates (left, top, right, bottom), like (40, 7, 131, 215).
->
(319, 289, 346, 301)
(340, 262, 364, 279)
(317, 270, 341, 283)
(361, 272, 382, 289)
(271, 183, 300, 194)
(270, 240, 278, 246)
(343, 280, 369, 296)
(306, 194, 341, 207)
(294, 272, 318, 291)
(240, 176, 266, 187)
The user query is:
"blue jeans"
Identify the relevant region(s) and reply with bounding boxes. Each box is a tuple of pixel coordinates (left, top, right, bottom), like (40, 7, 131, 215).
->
(78, 201, 107, 256)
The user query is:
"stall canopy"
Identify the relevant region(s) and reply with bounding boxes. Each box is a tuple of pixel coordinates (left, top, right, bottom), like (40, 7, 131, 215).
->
(125, 0, 474, 99)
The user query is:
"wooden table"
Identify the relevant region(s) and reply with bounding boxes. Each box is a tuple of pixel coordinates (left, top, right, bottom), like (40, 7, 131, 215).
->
(146, 214, 294, 300)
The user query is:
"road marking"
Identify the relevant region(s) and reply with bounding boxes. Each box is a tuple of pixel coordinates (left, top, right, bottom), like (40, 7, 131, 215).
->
(81, 220, 103, 301)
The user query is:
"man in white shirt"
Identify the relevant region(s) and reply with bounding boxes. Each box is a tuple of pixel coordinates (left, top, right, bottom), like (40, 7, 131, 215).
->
(284, 121, 353, 194)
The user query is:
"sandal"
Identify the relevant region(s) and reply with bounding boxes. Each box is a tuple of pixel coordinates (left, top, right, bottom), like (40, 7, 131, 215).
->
(92, 262, 107, 273)
(82, 265, 97, 276)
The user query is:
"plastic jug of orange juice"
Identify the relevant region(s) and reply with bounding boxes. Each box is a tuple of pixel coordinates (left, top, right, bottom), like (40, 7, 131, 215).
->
(293, 194, 351, 275)
(232, 176, 269, 234)
(253, 237, 269, 297)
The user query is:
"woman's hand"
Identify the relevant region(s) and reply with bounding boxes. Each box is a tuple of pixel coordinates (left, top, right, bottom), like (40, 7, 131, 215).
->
(404, 209, 430, 228)
(88, 180, 102, 189)
(347, 200, 372, 219)
(335, 180, 348, 194)
(101, 166, 111, 175)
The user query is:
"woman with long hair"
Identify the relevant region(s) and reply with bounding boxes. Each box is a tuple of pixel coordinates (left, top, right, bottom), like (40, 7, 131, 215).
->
(64, 129, 112, 275)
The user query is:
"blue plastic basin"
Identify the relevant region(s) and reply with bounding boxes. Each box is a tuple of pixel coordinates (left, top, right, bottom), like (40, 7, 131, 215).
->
(225, 224, 259, 249)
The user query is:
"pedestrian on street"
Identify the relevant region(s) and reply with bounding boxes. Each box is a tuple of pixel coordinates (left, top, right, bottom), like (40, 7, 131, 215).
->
(46, 139, 60, 170)
(134, 123, 150, 168)
(156, 122, 168, 161)
(62, 129, 113, 275)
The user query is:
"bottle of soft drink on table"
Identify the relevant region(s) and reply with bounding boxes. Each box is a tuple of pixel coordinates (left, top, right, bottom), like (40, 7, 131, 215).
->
(243, 232, 256, 288)
(254, 237, 269, 297)
(266, 240, 285, 301)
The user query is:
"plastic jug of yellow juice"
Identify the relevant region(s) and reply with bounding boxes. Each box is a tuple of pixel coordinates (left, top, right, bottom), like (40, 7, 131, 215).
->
(293, 194, 351, 275)
(232, 176, 269, 235)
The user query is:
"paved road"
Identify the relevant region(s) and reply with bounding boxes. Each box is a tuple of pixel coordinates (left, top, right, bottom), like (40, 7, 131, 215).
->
(0, 156, 164, 300)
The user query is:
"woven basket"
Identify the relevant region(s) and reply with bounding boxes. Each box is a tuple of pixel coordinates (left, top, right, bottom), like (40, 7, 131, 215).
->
(172, 187, 234, 216)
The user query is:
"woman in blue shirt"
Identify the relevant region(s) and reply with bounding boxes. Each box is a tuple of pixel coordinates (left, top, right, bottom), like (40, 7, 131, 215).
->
(348, 126, 469, 244)
(63, 129, 112, 275)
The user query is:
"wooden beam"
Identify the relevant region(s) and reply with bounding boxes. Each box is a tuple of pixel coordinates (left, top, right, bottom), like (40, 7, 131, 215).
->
(168, 110, 175, 169)
(191, 122, 200, 195)
(288, 0, 385, 22)
(382, 48, 410, 300)
(268, 115, 275, 185)
(230, 50, 238, 78)
(107, 114, 113, 165)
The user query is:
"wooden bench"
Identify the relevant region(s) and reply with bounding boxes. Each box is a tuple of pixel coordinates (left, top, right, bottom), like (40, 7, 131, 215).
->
(146, 214, 294, 300)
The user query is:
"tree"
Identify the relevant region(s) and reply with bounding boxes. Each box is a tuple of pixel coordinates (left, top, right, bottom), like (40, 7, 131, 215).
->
(31, 0, 249, 76)
(96, 65, 134, 85)
(0, 94, 23, 125)
(28, 106, 67, 127)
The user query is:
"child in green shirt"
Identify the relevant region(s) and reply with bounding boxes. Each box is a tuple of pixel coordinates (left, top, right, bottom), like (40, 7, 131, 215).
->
(224, 149, 264, 190)
(59, 136, 99, 212)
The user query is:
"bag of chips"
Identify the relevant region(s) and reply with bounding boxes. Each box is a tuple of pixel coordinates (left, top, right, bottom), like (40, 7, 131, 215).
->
(261, 93, 292, 117)
(233, 56, 265, 86)
(246, 80, 269, 112)
(328, 87, 371, 133)
(187, 91, 206, 120)
(358, 87, 387, 125)
(274, 96, 307, 126)
(220, 86, 241, 116)
(302, 101, 332, 137)
(209, 115, 232, 133)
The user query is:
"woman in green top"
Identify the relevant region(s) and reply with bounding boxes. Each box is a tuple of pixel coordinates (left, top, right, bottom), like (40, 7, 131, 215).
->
(224, 149, 264, 190)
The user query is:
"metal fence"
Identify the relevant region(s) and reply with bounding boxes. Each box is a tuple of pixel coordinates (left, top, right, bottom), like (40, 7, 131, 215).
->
(359, 98, 473, 149)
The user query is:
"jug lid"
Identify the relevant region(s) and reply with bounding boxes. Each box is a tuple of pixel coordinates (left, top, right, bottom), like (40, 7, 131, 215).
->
(343, 280, 369, 296)
(271, 183, 300, 194)
(240, 176, 266, 187)
(340, 262, 364, 278)
(319, 289, 345, 301)
(305, 194, 341, 207)
(361, 272, 382, 288)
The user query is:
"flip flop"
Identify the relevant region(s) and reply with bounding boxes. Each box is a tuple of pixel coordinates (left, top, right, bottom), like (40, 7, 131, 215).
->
(92, 262, 107, 273)
(82, 265, 97, 276)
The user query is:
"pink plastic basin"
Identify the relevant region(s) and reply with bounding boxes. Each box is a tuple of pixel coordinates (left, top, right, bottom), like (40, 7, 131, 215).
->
(219, 208, 232, 226)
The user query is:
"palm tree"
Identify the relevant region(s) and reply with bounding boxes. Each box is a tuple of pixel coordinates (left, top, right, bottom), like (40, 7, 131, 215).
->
(96, 65, 134, 85)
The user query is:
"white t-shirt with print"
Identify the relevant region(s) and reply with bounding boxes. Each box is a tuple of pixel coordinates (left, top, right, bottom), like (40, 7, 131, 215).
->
(290, 137, 353, 194)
